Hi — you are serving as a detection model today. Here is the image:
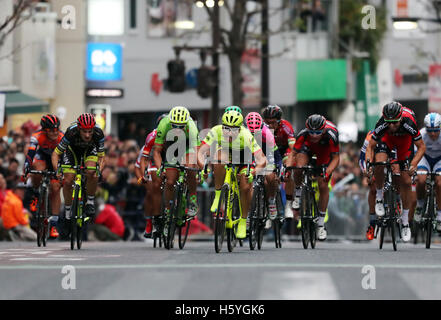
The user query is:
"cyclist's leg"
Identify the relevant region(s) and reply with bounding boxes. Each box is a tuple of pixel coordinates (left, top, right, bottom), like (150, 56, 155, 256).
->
(210, 149, 227, 212)
(237, 167, 254, 239)
(433, 161, 441, 229)
(84, 151, 99, 217)
(366, 177, 377, 240)
(283, 150, 294, 212)
(293, 152, 309, 211)
(265, 170, 278, 220)
(415, 158, 428, 222)
(60, 148, 76, 220)
(373, 144, 389, 216)
(184, 151, 198, 217)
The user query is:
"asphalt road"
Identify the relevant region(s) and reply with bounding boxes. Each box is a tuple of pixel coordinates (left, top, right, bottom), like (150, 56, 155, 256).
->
(1, 238, 441, 301)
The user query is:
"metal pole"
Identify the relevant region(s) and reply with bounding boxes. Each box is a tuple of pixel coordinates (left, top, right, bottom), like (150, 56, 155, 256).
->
(261, 0, 269, 108)
(211, 0, 220, 127)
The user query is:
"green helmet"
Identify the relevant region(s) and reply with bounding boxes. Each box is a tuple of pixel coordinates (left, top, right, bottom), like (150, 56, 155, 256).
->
(222, 110, 243, 127)
(169, 106, 190, 125)
(225, 106, 242, 114)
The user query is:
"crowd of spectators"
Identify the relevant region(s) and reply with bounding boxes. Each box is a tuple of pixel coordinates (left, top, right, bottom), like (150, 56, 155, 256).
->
(0, 120, 371, 241)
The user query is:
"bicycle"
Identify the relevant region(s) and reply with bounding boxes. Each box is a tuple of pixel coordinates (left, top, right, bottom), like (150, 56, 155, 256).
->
(213, 163, 250, 253)
(273, 181, 285, 249)
(61, 157, 99, 250)
(27, 169, 57, 247)
(415, 170, 440, 249)
(368, 160, 403, 251)
(249, 175, 267, 250)
(160, 162, 200, 250)
(287, 165, 326, 249)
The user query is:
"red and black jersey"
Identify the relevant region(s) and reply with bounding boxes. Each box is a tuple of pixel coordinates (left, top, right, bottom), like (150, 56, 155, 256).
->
(293, 120, 339, 165)
(274, 119, 295, 156)
(372, 107, 421, 161)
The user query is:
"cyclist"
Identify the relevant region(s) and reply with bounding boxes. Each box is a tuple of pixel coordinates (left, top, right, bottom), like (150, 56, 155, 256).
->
(262, 105, 296, 218)
(359, 130, 378, 240)
(51, 113, 105, 221)
(152, 106, 200, 219)
(415, 112, 441, 232)
(365, 102, 426, 242)
(197, 110, 267, 239)
(288, 114, 340, 241)
(24, 114, 64, 238)
(245, 112, 282, 220)
(225, 106, 242, 114)
(135, 114, 167, 238)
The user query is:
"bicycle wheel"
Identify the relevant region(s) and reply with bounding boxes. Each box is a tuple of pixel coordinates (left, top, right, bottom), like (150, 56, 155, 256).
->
(379, 222, 385, 250)
(70, 185, 80, 250)
(165, 186, 181, 250)
(227, 194, 240, 253)
(300, 188, 311, 249)
(390, 220, 397, 251)
(76, 200, 83, 250)
(425, 195, 435, 249)
(36, 189, 43, 247)
(257, 200, 266, 250)
(214, 185, 228, 253)
(249, 187, 259, 251)
(42, 188, 50, 247)
(178, 195, 191, 250)
(274, 191, 283, 248)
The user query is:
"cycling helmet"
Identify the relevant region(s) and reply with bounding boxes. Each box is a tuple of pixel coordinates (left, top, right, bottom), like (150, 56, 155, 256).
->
(225, 106, 242, 114)
(40, 114, 60, 129)
(382, 102, 403, 121)
(156, 113, 168, 127)
(245, 112, 263, 133)
(424, 112, 441, 130)
(222, 110, 243, 127)
(306, 114, 326, 131)
(169, 106, 190, 125)
(77, 113, 96, 129)
(263, 105, 282, 120)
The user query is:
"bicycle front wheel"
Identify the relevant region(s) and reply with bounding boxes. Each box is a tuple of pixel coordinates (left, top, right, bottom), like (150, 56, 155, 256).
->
(165, 187, 181, 250)
(249, 187, 260, 251)
(178, 218, 191, 250)
(214, 185, 228, 253)
(70, 185, 80, 250)
(227, 193, 240, 253)
(300, 188, 311, 249)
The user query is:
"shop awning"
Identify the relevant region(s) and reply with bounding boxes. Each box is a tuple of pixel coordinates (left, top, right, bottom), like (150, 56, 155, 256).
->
(297, 59, 347, 101)
(1, 91, 49, 115)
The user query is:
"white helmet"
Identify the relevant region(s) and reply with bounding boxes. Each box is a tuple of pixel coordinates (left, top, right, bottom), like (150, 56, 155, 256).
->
(424, 113, 441, 130)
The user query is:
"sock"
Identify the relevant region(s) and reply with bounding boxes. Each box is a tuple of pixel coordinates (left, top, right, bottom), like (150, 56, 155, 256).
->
(402, 209, 409, 225)
(318, 211, 326, 227)
(376, 189, 383, 200)
(295, 187, 301, 197)
(417, 199, 424, 208)
(87, 196, 95, 205)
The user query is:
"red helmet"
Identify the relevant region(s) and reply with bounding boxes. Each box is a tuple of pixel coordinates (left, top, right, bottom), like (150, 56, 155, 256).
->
(40, 114, 60, 129)
(77, 113, 96, 129)
(245, 112, 263, 133)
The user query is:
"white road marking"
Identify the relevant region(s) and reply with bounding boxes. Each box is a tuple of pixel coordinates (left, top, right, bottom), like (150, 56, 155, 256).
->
(10, 258, 85, 261)
(259, 271, 340, 300)
(400, 272, 441, 299)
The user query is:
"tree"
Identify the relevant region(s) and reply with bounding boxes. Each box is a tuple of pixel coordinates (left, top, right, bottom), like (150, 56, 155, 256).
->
(0, 0, 37, 48)
(338, 0, 387, 71)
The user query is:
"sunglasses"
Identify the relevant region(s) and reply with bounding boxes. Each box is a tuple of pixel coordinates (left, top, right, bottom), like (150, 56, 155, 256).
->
(309, 130, 323, 135)
(222, 126, 240, 133)
(427, 128, 441, 133)
(45, 128, 59, 133)
(171, 123, 186, 129)
(384, 118, 401, 123)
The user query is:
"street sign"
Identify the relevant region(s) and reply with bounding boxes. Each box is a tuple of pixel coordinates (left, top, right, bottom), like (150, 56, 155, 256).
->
(86, 43, 123, 81)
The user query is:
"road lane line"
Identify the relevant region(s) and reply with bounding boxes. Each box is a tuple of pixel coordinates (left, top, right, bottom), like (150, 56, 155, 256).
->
(1, 263, 441, 270)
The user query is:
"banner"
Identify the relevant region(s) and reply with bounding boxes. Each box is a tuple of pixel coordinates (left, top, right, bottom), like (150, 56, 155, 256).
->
(356, 60, 380, 132)
(429, 64, 441, 113)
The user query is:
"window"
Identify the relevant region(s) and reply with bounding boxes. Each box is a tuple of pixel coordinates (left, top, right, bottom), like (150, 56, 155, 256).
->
(283, 0, 331, 33)
(146, 0, 193, 38)
(88, 0, 124, 36)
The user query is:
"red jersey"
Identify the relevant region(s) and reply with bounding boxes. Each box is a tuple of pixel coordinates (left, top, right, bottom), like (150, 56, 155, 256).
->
(274, 119, 295, 156)
(25, 129, 64, 166)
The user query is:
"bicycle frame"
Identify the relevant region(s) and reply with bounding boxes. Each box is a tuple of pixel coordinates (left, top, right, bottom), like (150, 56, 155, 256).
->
(223, 164, 243, 229)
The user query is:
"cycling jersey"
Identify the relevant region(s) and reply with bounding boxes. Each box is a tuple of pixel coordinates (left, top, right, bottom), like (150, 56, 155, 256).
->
(274, 119, 295, 157)
(154, 117, 200, 152)
(372, 107, 421, 161)
(202, 125, 262, 154)
(252, 124, 281, 165)
(55, 123, 105, 157)
(293, 120, 339, 166)
(136, 129, 157, 171)
(25, 129, 64, 167)
(417, 127, 441, 172)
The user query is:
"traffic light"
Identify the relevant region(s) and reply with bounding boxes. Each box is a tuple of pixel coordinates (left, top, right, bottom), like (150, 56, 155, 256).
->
(166, 59, 186, 93)
(197, 65, 216, 98)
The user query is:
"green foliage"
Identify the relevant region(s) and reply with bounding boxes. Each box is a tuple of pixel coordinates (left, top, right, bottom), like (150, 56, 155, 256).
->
(339, 0, 387, 72)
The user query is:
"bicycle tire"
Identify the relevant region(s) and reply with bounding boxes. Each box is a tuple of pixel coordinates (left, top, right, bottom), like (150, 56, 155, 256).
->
(300, 187, 310, 249)
(36, 190, 43, 247)
(178, 218, 191, 250)
(257, 198, 266, 250)
(274, 191, 283, 248)
(70, 185, 80, 250)
(214, 185, 228, 253)
(426, 193, 435, 249)
(249, 187, 259, 251)
(227, 194, 240, 252)
(379, 222, 385, 250)
(391, 221, 397, 251)
(77, 195, 83, 250)
(42, 187, 50, 247)
(165, 186, 180, 250)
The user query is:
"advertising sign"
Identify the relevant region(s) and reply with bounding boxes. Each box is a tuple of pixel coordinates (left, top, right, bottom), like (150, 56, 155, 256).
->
(87, 43, 123, 81)
(88, 104, 111, 135)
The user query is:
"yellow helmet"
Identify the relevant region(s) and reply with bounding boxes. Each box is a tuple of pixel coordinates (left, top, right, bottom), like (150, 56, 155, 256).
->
(169, 106, 190, 125)
(222, 110, 243, 127)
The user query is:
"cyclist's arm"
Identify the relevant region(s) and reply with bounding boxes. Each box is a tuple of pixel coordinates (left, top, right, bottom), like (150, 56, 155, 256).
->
(24, 136, 39, 171)
(197, 142, 210, 169)
(153, 144, 163, 169)
(365, 137, 377, 165)
(326, 153, 340, 176)
(52, 149, 62, 173)
(411, 138, 426, 170)
(254, 150, 267, 174)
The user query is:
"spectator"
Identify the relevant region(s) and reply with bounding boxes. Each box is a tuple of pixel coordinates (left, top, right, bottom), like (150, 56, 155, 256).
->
(0, 174, 8, 240)
(1, 182, 37, 241)
(5, 158, 19, 189)
(88, 200, 125, 241)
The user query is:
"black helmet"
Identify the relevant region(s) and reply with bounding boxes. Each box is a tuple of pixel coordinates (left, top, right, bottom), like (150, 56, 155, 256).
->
(263, 105, 282, 120)
(306, 114, 326, 131)
(156, 113, 168, 127)
(40, 114, 60, 129)
(382, 102, 403, 121)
